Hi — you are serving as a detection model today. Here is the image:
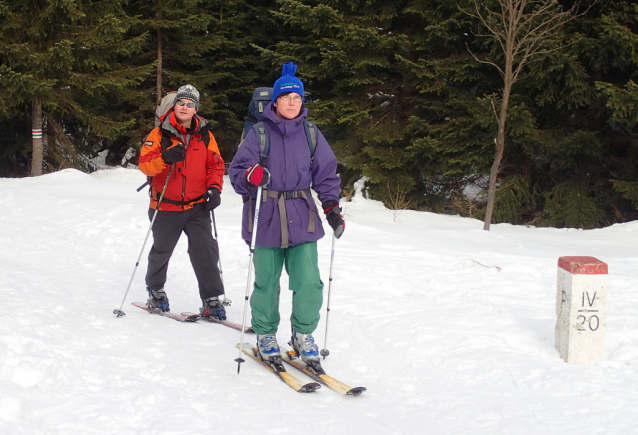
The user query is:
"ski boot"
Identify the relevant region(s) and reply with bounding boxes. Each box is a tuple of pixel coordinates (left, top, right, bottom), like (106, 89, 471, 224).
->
(147, 287, 170, 312)
(200, 296, 227, 320)
(290, 330, 324, 374)
(255, 333, 282, 364)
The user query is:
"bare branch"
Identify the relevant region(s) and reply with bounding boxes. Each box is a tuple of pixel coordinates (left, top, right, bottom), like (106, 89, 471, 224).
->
(463, 0, 587, 86)
(458, 0, 592, 231)
(465, 43, 505, 78)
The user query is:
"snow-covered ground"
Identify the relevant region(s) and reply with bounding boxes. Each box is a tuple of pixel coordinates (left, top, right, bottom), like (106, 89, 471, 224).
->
(1, 168, 637, 435)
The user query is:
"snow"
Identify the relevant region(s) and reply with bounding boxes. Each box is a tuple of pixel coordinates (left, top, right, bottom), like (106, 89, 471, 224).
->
(1, 167, 638, 435)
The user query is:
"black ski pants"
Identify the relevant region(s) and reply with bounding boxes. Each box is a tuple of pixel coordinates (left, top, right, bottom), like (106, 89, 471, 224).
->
(145, 203, 224, 300)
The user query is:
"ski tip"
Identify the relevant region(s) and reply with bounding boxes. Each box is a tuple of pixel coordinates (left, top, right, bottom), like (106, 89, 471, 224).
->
(301, 382, 322, 393)
(346, 387, 367, 396)
(183, 315, 200, 322)
(179, 312, 201, 322)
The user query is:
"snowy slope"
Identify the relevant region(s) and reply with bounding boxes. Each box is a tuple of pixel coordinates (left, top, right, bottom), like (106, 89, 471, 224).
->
(1, 168, 637, 435)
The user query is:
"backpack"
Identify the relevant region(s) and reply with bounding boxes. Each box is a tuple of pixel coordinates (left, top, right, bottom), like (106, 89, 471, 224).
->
(241, 87, 273, 139)
(239, 86, 318, 169)
(155, 91, 177, 127)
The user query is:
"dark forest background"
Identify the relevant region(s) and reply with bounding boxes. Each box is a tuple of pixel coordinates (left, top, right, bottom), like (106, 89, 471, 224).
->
(1, 0, 637, 229)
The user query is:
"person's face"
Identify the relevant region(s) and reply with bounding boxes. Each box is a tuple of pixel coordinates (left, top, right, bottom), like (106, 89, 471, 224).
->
(274, 93, 303, 120)
(174, 99, 197, 126)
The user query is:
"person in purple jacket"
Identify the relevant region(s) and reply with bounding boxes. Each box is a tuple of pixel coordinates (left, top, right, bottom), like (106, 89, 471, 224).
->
(228, 62, 345, 364)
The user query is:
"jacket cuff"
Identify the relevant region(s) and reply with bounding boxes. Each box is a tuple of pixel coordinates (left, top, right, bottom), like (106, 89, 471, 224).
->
(322, 200, 339, 214)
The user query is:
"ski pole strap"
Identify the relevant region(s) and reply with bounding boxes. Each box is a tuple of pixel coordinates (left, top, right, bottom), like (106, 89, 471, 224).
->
(244, 188, 316, 248)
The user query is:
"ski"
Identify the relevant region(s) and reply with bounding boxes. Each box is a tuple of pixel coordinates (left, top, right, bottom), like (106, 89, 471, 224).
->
(132, 302, 199, 322)
(282, 349, 366, 396)
(236, 343, 321, 393)
(180, 312, 254, 333)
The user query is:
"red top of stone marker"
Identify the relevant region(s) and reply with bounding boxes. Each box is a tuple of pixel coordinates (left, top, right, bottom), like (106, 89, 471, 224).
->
(558, 256, 608, 275)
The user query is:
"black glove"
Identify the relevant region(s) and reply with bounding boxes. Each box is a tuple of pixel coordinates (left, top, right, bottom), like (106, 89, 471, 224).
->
(205, 188, 221, 210)
(162, 144, 185, 164)
(323, 200, 345, 239)
(245, 164, 271, 187)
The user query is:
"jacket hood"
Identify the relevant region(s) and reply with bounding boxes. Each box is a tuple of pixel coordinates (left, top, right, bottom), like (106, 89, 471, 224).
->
(161, 113, 210, 137)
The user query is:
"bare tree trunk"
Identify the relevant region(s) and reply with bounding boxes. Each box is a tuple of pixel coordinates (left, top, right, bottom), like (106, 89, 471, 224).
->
(483, 67, 513, 229)
(30, 100, 43, 176)
(156, 28, 163, 105)
(483, 142, 500, 230)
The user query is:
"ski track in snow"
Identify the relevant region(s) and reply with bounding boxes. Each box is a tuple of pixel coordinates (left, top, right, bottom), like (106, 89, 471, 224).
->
(1, 168, 638, 434)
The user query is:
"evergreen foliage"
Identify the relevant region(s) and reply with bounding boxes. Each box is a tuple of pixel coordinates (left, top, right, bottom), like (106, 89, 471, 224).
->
(120, 0, 283, 162)
(544, 179, 606, 229)
(0, 0, 152, 172)
(0, 0, 637, 229)
(198, 0, 285, 159)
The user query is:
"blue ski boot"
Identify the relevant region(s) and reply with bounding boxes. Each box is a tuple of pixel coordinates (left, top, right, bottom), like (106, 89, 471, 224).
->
(147, 287, 170, 312)
(291, 330, 320, 363)
(256, 334, 281, 362)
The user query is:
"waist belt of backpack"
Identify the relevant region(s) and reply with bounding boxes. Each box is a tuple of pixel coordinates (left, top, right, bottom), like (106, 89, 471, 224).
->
(155, 193, 204, 206)
(245, 188, 316, 248)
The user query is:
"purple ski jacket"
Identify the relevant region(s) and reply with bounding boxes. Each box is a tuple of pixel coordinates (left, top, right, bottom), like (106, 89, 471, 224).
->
(228, 104, 341, 248)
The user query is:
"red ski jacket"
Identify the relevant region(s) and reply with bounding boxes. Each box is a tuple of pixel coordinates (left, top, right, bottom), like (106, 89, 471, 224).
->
(138, 113, 224, 211)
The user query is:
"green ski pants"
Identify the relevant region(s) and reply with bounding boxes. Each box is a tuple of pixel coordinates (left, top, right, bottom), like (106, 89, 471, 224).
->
(250, 242, 324, 335)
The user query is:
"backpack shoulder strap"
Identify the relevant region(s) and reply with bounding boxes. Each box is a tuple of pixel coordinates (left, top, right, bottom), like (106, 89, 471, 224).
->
(252, 121, 270, 166)
(303, 120, 318, 168)
(199, 122, 211, 147)
(158, 128, 172, 151)
(250, 120, 317, 168)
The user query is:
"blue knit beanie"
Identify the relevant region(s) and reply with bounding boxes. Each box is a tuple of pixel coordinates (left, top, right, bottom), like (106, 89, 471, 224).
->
(271, 62, 305, 103)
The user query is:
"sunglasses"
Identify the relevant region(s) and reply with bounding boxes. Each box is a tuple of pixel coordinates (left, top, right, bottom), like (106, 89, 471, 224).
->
(176, 100, 197, 108)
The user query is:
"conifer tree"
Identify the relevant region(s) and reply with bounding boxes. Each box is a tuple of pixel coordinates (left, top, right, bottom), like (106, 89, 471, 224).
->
(122, 0, 282, 160)
(0, 0, 151, 176)
(128, 0, 214, 103)
(397, 0, 496, 212)
(257, 0, 421, 206)
(592, 2, 638, 219)
(197, 0, 284, 157)
(512, 0, 638, 228)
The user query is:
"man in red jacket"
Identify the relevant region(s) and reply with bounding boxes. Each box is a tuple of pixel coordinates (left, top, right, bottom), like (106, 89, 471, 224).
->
(138, 84, 227, 319)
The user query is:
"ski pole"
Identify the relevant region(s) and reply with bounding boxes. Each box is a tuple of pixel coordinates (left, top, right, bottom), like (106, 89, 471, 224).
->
(113, 165, 174, 317)
(235, 186, 263, 374)
(211, 210, 231, 306)
(320, 233, 337, 359)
